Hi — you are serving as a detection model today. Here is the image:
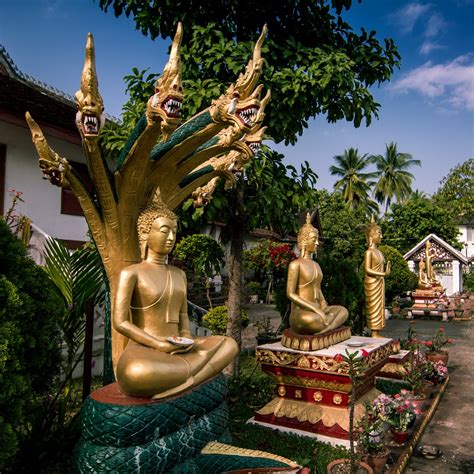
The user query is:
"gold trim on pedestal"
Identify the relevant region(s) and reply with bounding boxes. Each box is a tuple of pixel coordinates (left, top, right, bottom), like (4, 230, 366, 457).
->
(313, 391, 323, 402)
(281, 327, 352, 351)
(256, 343, 393, 375)
(256, 388, 380, 432)
(275, 374, 351, 393)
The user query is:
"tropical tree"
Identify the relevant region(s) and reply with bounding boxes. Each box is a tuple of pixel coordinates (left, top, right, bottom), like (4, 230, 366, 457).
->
(42, 239, 106, 381)
(381, 195, 461, 254)
(173, 234, 225, 308)
(371, 142, 421, 212)
(433, 158, 474, 223)
(98, 0, 401, 144)
(179, 148, 318, 375)
(329, 148, 378, 213)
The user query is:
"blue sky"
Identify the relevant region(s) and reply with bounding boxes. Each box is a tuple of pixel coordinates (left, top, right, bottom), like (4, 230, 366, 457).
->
(1, 0, 473, 195)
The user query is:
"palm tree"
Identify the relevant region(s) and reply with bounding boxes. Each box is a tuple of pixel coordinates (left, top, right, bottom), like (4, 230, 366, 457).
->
(329, 148, 378, 212)
(371, 142, 421, 212)
(43, 239, 105, 379)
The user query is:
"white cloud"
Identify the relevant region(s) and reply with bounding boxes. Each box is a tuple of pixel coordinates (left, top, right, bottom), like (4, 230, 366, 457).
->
(424, 12, 448, 38)
(419, 40, 445, 55)
(391, 55, 474, 111)
(392, 3, 432, 34)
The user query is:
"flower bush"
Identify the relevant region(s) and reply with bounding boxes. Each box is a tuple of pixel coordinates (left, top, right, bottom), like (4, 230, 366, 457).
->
(423, 327, 453, 353)
(356, 403, 388, 456)
(386, 389, 421, 432)
(424, 360, 449, 384)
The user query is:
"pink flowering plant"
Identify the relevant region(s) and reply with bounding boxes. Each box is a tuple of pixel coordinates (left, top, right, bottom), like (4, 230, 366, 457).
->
(425, 360, 449, 384)
(386, 389, 421, 432)
(356, 411, 387, 456)
(403, 350, 432, 394)
(423, 327, 453, 353)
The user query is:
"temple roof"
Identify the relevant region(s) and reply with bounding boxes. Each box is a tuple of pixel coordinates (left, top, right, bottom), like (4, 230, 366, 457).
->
(403, 233, 468, 265)
(0, 44, 118, 133)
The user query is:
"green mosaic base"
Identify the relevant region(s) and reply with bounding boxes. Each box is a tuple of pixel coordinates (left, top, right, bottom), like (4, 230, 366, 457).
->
(74, 375, 298, 473)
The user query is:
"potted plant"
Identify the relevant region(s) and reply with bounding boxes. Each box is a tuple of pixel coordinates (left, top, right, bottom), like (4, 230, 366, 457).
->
(386, 389, 421, 444)
(424, 359, 449, 385)
(356, 410, 390, 474)
(423, 327, 452, 364)
(403, 350, 433, 401)
(327, 350, 374, 474)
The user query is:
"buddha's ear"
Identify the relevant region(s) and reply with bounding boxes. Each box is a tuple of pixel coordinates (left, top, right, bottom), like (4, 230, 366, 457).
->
(141, 241, 148, 260)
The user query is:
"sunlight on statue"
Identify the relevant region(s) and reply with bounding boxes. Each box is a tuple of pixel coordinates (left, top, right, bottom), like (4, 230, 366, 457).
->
(286, 213, 349, 335)
(364, 216, 390, 338)
(114, 190, 238, 399)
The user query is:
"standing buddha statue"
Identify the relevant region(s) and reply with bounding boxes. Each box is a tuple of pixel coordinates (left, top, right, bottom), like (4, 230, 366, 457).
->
(364, 216, 390, 338)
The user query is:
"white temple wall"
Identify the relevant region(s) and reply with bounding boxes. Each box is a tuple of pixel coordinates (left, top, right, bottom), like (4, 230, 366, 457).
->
(1, 120, 88, 241)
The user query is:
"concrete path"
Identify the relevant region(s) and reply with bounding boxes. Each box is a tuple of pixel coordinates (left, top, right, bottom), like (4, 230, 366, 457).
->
(384, 318, 474, 474)
(244, 304, 474, 473)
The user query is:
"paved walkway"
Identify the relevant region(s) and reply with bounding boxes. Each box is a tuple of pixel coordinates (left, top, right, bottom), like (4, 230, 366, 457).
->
(243, 305, 474, 473)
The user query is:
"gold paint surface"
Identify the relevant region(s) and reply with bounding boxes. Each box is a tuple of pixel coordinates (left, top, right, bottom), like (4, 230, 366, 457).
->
(287, 213, 348, 336)
(364, 217, 390, 333)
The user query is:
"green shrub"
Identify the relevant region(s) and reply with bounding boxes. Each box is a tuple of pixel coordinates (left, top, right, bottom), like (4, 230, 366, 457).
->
(0, 219, 65, 468)
(379, 245, 418, 301)
(463, 268, 474, 292)
(202, 305, 249, 334)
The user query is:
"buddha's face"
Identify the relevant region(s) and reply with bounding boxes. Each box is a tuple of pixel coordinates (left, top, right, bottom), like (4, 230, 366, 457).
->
(305, 231, 319, 253)
(371, 227, 382, 245)
(147, 217, 177, 255)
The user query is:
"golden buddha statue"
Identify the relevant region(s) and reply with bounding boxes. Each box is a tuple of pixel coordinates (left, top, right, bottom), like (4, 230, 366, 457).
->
(286, 214, 349, 335)
(417, 259, 430, 289)
(113, 195, 238, 399)
(364, 217, 390, 338)
(425, 241, 443, 289)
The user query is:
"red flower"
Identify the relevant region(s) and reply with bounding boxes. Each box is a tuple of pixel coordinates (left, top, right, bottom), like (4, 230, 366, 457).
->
(439, 327, 445, 332)
(361, 349, 370, 358)
(334, 353, 344, 363)
(424, 341, 433, 347)
(447, 339, 453, 343)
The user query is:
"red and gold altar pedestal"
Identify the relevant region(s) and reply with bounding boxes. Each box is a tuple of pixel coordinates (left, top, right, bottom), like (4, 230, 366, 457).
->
(249, 336, 392, 447)
(377, 348, 410, 380)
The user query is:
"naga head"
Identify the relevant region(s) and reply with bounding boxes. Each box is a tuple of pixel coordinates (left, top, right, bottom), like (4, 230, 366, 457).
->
(210, 25, 268, 134)
(147, 23, 184, 136)
(75, 33, 105, 139)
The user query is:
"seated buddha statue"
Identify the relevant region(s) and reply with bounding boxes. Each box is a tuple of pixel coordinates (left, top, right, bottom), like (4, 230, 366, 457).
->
(286, 214, 349, 335)
(113, 196, 238, 399)
(417, 259, 430, 290)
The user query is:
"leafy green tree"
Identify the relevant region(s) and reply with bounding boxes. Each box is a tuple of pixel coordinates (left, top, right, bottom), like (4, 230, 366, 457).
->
(0, 219, 64, 469)
(99, 0, 401, 144)
(378, 245, 418, 302)
(382, 196, 461, 254)
(180, 148, 318, 374)
(173, 234, 225, 308)
(371, 142, 421, 212)
(329, 147, 378, 212)
(433, 158, 474, 224)
(314, 190, 367, 332)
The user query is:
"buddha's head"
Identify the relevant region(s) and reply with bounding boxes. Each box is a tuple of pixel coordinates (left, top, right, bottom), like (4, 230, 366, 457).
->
(419, 260, 426, 271)
(366, 215, 382, 246)
(137, 195, 177, 259)
(297, 213, 319, 255)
